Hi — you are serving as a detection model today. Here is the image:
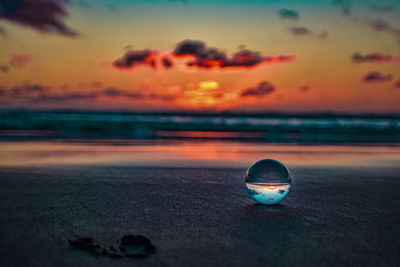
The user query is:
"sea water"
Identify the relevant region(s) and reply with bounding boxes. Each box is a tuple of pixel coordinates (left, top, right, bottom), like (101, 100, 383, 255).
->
(245, 159, 292, 205)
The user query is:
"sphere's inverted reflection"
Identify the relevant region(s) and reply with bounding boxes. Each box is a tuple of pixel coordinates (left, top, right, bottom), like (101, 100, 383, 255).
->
(245, 159, 292, 205)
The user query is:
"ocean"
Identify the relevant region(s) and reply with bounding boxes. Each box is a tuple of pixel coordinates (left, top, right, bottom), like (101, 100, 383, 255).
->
(0, 109, 399, 144)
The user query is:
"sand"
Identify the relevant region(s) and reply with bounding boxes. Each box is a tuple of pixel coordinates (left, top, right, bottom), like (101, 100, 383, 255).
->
(0, 164, 399, 267)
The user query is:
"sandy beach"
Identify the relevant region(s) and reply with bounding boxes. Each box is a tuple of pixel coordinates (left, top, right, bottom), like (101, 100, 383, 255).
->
(2, 0, 400, 265)
(0, 142, 399, 266)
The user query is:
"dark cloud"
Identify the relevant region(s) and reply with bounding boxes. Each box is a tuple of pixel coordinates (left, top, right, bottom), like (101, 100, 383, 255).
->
(227, 49, 265, 67)
(0, 0, 77, 37)
(278, 8, 300, 20)
(290, 27, 311, 35)
(113, 50, 157, 69)
(0, 65, 9, 73)
(53, 87, 174, 101)
(0, 54, 33, 74)
(289, 27, 328, 39)
(4, 83, 52, 99)
(174, 40, 207, 56)
(367, 19, 400, 37)
(37, 92, 98, 101)
(162, 57, 173, 68)
(113, 40, 295, 71)
(240, 81, 275, 97)
(352, 52, 392, 63)
(395, 80, 400, 88)
(0, 83, 175, 103)
(173, 40, 295, 69)
(362, 71, 393, 83)
(369, 5, 393, 14)
(334, 2, 399, 44)
(101, 87, 144, 99)
(333, 0, 352, 16)
(333, 1, 399, 44)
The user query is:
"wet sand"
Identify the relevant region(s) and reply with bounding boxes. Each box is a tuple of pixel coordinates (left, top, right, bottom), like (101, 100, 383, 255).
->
(0, 163, 399, 266)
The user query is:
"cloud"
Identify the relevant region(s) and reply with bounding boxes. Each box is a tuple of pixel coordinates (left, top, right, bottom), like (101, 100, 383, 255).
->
(0, 0, 77, 37)
(100, 87, 174, 100)
(352, 52, 395, 63)
(367, 19, 400, 38)
(113, 50, 157, 69)
(334, 2, 400, 44)
(278, 8, 300, 20)
(0, 54, 33, 74)
(101, 87, 140, 98)
(362, 71, 393, 83)
(369, 5, 393, 14)
(162, 57, 173, 68)
(113, 40, 295, 71)
(4, 83, 52, 99)
(0, 83, 175, 103)
(395, 81, 400, 88)
(290, 27, 311, 35)
(333, 1, 399, 44)
(240, 81, 275, 97)
(174, 39, 219, 57)
(289, 27, 328, 39)
(173, 39, 295, 69)
(0, 65, 9, 73)
(10, 54, 33, 67)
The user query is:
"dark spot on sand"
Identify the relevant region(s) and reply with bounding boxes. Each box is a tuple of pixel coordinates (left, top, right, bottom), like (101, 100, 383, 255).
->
(69, 234, 155, 259)
(120, 234, 156, 258)
(69, 236, 103, 258)
(102, 249, 109, 256)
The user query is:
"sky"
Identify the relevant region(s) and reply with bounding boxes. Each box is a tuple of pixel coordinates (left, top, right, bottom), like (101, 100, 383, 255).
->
(0, 0, 400, 113)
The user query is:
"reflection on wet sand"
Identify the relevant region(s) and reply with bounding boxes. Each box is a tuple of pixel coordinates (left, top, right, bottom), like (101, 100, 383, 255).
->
(1, 141, 400, 167)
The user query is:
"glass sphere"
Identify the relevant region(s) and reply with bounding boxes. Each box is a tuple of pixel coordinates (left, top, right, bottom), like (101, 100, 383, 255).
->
(245, 159, 292, 205)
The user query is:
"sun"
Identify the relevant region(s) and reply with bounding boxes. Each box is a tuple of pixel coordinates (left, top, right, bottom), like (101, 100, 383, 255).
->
(200, 81, 219, 90)
(176, 80, 239, 109)
(177, 80, 224, 108)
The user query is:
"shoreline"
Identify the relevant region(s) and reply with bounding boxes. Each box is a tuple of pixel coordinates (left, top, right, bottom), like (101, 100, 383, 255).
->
(1, 140, 400, 168)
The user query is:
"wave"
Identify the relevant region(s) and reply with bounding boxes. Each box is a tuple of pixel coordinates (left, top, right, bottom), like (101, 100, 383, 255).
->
(0, 110, 399, 143)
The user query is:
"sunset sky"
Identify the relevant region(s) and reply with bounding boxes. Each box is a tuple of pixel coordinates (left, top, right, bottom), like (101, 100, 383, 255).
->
(0, 0, 400, 113)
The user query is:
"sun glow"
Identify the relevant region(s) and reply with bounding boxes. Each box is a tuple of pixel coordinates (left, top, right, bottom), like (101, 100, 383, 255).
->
(176, 80, 224, 108)
(200, 81, 219, 90)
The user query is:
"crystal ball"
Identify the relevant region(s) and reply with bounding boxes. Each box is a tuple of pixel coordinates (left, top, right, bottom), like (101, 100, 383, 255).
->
(245, 159, 292, 205)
